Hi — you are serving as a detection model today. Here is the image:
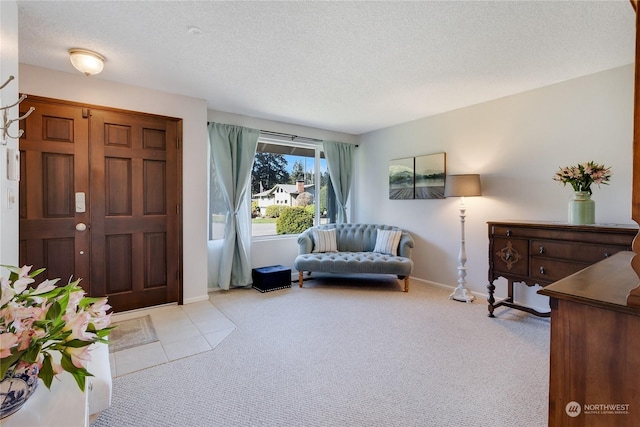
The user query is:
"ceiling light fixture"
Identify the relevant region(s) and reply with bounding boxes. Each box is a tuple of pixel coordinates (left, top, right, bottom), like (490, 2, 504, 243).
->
(187, 26, 204, 37)
(69, 48, 105, 76)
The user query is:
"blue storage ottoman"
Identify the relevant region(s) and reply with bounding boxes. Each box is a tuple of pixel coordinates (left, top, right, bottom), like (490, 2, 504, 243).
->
(252, 265, 292, 292)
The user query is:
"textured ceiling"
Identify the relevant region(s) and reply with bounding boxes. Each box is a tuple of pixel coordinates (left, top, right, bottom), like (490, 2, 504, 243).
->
(16, 1, 636, 135)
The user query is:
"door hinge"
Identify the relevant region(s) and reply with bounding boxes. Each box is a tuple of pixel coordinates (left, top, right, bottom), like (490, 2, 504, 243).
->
(176, 204, 180, 215)
(176, 137, 180, 149)
(176, 270, 180, 280)
(82, 108, 90, 118)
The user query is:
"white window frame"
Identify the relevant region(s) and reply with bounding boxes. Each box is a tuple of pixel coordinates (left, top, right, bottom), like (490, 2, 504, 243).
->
(251, 136, 324, 240)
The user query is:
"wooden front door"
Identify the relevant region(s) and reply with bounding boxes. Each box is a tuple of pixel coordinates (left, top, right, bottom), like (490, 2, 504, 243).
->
(19, 96, 182, 312)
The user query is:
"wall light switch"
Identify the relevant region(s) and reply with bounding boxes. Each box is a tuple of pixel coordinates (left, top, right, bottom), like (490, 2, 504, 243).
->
(7, 188, 15, 209)
(7, 148, 19, 181)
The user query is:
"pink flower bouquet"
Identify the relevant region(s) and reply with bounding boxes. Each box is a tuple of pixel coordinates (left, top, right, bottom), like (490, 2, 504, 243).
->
(553, 161, 611, 194)
(0, 265, 113, 391)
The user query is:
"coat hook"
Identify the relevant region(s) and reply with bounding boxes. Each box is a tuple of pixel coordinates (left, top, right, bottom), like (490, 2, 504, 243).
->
(1, 107, 34, 143)
(11, 106, 35, 122)
(3, 127, 24, 140)
(0, 75, 15, 91)
(0, 83, 35, 144)
(0, 94, 27, 111)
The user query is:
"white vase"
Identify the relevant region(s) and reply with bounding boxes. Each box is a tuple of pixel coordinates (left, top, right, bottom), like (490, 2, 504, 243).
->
(0, 364, 39, 419)
(568, 191, 595, 225)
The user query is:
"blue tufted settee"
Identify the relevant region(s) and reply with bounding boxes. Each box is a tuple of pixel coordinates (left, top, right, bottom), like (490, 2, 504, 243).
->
(294, 223, 415, 292)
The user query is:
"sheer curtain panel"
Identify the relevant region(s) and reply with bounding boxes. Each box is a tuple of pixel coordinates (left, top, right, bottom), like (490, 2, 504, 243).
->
(208, 123, 259, 290)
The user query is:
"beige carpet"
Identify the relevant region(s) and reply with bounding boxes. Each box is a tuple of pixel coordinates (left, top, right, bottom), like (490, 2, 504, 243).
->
(93, 275, 550, 426)
(108, 315, 158, 353)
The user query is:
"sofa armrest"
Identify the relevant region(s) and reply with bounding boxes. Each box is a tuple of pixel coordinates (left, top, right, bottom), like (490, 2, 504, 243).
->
(398, 231, 414, 259)
(297, 229, 313, 254)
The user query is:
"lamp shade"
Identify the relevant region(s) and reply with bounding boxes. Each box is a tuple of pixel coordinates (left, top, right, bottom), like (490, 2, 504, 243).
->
(69, 48, 105, 76)
(444, 174, 482, 197)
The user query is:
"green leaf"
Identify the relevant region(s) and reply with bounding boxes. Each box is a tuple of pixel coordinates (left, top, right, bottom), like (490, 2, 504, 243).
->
(64, 339, 93, 348)
(95, 327, 115, 338)
(29, 267, 46, 278)
(39, 353, 54, 389)
(0, 351, 25, 378)
(32, 319, 52, 330)
(46, 300, 62, 321)
(56, 290, 70, 316)
(31, 283, 65, 299)
(78, 296, 103, 308)
(70, 369, 93, 392)
(60, 353, 92, 392)
(23, 343, 43, 364)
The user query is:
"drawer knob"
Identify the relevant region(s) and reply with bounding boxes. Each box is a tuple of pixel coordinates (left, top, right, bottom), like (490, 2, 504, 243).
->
(539, 266, 546, 275)
(604, 253, 610, 258)
(496, 241, 521, 270)
(539, 246, 545, 254)
(506, 230, 511, 237)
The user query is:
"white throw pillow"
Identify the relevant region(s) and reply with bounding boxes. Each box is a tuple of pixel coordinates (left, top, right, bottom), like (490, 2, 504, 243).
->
(373, 229, 402, 256)
(312, 229, 338, 253)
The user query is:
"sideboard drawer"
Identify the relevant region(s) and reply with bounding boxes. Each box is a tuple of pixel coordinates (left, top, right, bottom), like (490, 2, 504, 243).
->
(531, 240, 627, 263)
(491, 225, 530, 238)
(530, 258, 590, 283)
(491, 237, 529, 277)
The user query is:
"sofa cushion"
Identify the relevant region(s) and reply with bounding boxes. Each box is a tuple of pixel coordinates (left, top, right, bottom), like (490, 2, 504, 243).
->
(312, 228, 338, 253)
(294, 252, 413, 277)
(373, 229, 402, 256)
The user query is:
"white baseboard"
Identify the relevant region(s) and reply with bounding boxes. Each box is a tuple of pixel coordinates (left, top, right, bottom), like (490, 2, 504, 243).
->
(183, 294, 211, 304)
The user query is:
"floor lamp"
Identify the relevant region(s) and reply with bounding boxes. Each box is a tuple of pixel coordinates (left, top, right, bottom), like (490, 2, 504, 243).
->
(444, 174, 482, 303)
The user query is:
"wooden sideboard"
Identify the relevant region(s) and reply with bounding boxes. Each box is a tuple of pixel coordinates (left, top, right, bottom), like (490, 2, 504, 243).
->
(487, 221, 637, 317)
(538, 251, 640, 427)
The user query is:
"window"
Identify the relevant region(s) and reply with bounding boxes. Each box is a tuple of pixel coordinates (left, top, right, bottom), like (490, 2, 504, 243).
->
(251, 138, 335, 237)
(209, 135, 337, 241)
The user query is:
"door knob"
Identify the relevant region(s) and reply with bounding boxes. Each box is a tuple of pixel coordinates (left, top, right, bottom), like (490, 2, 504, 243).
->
(76, 223, 87, 232)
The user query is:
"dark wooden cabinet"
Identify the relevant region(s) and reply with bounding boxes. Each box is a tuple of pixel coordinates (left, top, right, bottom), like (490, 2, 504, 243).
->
(538, 252, 640, 427)
(487, 221, 637, 317)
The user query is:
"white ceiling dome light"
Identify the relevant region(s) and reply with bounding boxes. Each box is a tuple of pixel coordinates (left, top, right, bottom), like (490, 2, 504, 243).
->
(69, 48, 105, 76)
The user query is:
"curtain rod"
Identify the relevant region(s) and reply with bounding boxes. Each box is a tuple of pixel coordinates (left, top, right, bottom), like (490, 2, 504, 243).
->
(260, 130, 322, 143)
(207, 123, 358, 147)
(260, 129, 358, 147)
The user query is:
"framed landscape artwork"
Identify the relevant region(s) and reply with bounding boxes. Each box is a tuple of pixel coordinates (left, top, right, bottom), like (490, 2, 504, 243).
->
(415, 152, 446, 199)
(388, 152, 446, 200)
(389, 157, 415, 199)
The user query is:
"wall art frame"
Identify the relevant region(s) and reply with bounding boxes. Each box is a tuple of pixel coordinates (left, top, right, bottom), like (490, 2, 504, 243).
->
(388, 152, 446, 200)
(389, 157, 415, 199)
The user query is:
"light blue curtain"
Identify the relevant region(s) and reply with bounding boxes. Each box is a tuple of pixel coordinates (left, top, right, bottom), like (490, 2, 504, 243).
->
(323, 141, 354, 224)
(208, 123, 259, 290)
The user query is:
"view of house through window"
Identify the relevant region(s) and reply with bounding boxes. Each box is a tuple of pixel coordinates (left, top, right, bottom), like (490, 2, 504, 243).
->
(209, 137, 336, 240)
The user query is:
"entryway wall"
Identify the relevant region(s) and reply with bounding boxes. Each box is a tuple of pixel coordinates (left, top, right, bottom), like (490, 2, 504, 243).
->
(0, 1, 20, 267)
(19, 64, 210, 305)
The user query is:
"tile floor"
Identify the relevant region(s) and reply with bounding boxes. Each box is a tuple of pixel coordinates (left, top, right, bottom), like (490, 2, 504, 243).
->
(108, 300, 235, 378)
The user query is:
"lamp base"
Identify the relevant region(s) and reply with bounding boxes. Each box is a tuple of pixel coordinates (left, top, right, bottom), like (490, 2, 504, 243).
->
(449, 285, 475, 303)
